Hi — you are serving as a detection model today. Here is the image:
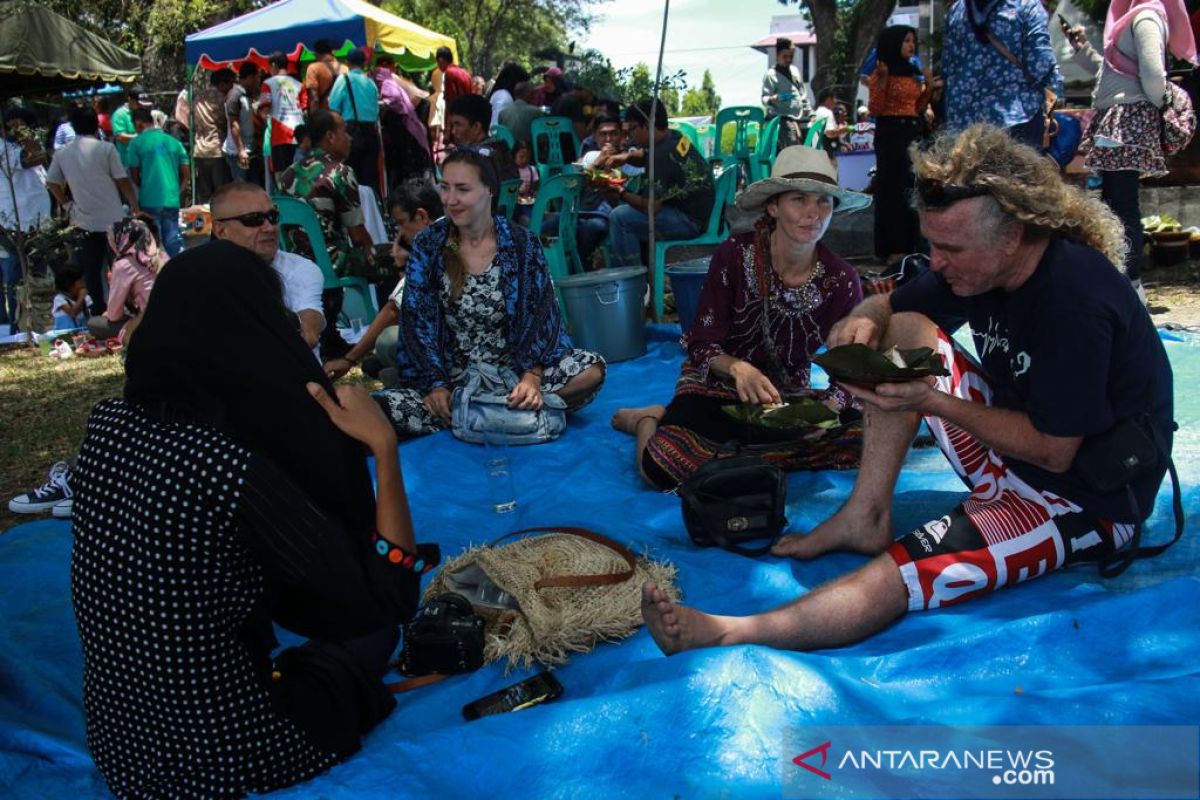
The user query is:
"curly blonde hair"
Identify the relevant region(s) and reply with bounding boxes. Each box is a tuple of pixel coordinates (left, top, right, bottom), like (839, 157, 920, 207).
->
(911, 125, 1127, 268)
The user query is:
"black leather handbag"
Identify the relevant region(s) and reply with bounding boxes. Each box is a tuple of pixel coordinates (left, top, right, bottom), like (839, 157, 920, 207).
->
(677, 454, 787, 557)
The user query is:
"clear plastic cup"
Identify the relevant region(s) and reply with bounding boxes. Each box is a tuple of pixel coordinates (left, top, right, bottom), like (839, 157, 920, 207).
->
(483, 428, 518, 514)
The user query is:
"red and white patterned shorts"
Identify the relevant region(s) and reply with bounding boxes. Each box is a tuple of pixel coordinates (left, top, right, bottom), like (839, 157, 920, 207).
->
(888, 330, 1135, 611)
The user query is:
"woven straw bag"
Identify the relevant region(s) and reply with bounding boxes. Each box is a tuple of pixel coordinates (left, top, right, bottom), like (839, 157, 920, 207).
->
(425, 527, 679, 672)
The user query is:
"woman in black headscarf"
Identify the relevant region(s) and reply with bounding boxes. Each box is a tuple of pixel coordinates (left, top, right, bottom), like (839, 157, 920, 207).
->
(866, 24, 935, 265)
(73, 240, 438, 799)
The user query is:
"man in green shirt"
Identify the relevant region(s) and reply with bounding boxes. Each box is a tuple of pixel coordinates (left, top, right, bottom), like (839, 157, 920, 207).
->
(125, 108, 190, 257)
(110, 86, 139, 161)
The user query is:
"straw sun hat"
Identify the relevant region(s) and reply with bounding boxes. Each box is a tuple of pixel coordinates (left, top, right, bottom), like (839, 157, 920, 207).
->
(735, 146, 871, 214)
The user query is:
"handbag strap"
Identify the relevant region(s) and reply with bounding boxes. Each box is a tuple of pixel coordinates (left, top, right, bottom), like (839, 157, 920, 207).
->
(487, 526, 638, 589)
(1099, 419, 1184, 578)
(340, 73, 361, 122)
(985, 32, 1057, 113)
(387, 673, 450, 694)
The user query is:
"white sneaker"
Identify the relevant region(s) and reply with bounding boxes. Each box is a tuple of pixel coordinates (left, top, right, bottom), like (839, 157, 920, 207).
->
(8, 461, 73, 514)
(52, 498, 73, 519)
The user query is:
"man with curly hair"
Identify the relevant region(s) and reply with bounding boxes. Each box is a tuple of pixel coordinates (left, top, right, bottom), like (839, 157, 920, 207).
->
(641, 125, 1173, 655)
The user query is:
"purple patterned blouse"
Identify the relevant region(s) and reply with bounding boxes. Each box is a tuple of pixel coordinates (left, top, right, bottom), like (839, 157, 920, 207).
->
(680, 230, 863, 408)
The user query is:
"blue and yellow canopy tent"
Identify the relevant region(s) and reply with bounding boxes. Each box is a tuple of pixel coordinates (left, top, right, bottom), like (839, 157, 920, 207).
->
(184, 0, 456, 72)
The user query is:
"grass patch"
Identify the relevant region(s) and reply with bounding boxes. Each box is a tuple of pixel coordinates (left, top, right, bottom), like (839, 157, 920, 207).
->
(0, 344, 125, 531)
(0, 337, 382, 533)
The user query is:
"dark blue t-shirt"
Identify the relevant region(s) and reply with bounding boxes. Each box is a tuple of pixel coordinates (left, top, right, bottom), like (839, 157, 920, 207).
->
(890, 237, 1173, 521)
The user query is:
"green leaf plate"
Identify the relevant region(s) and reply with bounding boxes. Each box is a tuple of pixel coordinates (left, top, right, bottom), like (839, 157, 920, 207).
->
(813, 343, 949, 386)
(721, 395, 842, 433)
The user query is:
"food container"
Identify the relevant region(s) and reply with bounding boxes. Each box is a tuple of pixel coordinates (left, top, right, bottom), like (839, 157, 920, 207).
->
(1150, 230, 1191, 267)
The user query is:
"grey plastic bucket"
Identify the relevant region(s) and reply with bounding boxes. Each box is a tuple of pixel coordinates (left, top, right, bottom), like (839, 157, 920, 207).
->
(666, 258, 711, 334)
(557, 266, 647, 363)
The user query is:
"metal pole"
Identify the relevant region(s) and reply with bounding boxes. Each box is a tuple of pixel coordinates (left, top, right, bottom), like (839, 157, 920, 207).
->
(187, 67, 196, 207)
(647, 0, 670, 321)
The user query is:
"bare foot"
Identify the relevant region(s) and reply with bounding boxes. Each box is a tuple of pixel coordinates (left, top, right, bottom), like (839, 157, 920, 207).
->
(611, 404, 665, 435)
(771, 505, 892, 560)
(641, 580, 734, 655)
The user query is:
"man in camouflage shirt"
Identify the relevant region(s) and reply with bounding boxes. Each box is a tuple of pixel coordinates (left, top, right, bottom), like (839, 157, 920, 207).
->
(276, 110, 375, 357)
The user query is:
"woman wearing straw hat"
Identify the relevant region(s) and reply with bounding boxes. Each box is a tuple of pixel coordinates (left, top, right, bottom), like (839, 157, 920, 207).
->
(612, 147, 872, 490)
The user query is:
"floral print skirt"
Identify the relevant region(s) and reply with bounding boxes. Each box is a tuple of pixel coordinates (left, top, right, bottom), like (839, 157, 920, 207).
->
(1081, 101, 1167, 176)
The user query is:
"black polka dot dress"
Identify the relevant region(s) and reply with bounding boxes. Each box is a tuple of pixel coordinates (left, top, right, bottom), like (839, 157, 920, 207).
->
(71, 400, 433, 798)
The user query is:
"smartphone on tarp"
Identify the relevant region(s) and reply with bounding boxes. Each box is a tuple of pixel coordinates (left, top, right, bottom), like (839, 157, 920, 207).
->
(462, 672, 564, 721)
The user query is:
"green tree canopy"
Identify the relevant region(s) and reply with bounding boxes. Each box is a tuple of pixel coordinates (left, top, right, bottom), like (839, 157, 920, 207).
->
(384, 0, 603, 79)
(680, 69, 720, 116)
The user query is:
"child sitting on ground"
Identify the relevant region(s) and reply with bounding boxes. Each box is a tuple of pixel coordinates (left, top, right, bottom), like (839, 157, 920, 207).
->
(51, 266, 91, 330)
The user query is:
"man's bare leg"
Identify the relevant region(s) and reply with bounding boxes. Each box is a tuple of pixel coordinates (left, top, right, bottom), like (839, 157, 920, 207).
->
(773, 313, 940, 560)
(611, 404, 667, 487)
(641, 556, 909, 655)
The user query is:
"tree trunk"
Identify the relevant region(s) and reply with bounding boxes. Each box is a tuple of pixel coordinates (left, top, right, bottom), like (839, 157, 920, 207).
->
(850, 0, 898, 80)
(803, 0, 840, 91)
(801, 0, 898, 93)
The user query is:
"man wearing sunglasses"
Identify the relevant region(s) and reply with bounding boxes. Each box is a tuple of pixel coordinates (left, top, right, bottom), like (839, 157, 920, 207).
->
(210, 182, 325, 354)
(641, 126, 1172, 657)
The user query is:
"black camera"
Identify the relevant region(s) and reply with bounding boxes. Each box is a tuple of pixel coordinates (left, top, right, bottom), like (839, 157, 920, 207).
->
(399, 592, 486, 676)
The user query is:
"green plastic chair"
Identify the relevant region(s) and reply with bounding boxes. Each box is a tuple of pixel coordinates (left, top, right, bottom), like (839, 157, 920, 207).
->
(750, 116, 782, 182)
(650, 168, 739, 320)
(527, 172, 585, 281)
(668, 120, 701, 152)
(489, 123, 515, 150)
(804, 117, 829, 148)
(530, 116, 581, 183)
(693, 122, 716, 160)
(714, 106, 765, 178)
(274, 195, 379, 323)
(496, 178, 521, 222)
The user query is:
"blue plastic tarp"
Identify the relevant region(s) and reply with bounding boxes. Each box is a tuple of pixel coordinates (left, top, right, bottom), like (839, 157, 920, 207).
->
(2, 326, 1198, 798)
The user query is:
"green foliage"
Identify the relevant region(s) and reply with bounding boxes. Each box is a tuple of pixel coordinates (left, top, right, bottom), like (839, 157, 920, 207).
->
(680, 69, 721, 117)
(571, 48, 625, 99)
(384, 0, 599, 79)
(621, 63, 654, 103)
(147, 0, 263, 76)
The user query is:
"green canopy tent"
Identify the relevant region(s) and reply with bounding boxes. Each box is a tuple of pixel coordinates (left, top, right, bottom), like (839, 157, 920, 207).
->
(0, 2, 140, 339)
(0, 1, 141, 98)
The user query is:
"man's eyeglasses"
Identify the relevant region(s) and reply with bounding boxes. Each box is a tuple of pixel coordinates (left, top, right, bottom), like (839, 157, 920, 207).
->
(214, 207, 280, 227)
(915, 178, 990, 209)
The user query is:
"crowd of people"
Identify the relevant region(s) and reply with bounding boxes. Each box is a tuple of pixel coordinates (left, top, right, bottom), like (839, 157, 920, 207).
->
(0, 0, 1193, 794)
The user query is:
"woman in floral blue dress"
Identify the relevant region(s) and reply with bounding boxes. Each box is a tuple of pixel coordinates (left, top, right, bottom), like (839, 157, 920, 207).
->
(375, 148, 605, 437)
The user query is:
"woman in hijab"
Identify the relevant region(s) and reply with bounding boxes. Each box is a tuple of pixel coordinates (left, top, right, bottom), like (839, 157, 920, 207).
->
(72, 240, 438, 799)
(1071, 0, 1197, 302)
(867, 25, 935, 266)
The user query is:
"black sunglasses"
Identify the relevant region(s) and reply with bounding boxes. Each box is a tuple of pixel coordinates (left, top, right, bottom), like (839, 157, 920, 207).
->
(214, 207, 280, 227)
(914, 178, 990, 209)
